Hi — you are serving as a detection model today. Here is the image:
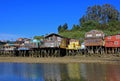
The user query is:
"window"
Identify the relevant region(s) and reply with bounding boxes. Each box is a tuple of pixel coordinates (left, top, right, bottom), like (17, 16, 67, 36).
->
(108, 36, 111, 39)
(116, 35, 120, 39)
(51, 37, 53, 41)
(48, 37, 53, 41)
(48, 37, 51, 41)
(57, 37, 61, 41)
(114, 41, 118, 45)
(96, 34, 101, 37)
(87, 34, 92, 37)
(52, 36, 56, 41)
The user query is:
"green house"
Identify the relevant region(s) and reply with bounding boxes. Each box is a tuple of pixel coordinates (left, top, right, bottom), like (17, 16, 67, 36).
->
(30, 39, 43, 48)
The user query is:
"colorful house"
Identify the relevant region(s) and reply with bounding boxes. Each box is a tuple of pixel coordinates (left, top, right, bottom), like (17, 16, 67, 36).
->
(105, 34, 120, 47)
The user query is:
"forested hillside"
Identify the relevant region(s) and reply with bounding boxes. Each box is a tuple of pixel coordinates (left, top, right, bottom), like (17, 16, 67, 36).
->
(58, 4, 120, 39)
(34, 4, 120, 40)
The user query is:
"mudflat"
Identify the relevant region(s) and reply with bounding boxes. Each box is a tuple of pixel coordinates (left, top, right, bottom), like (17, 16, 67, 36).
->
(0, 55, 120, 64)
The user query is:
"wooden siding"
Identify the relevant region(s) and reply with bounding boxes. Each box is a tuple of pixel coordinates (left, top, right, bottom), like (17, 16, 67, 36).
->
(84, 30, 104, 47)
(67, 39, 81, 50)
(60, 38, 69, 49)
(105, 34, 120, 47)
(43, 33, 65, 48)
(85, 38, 104, 46)
(85, 30, 104, 39)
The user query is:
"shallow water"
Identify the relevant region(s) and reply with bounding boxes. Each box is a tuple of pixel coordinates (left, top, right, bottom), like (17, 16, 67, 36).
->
(0, 63, 120, 81)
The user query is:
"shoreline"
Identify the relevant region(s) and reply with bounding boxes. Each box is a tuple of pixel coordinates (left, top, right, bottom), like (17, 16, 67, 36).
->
(0, 55, 120, 64)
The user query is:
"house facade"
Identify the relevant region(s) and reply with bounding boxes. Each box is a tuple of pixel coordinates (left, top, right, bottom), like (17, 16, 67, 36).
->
(43, 33, 67, 48)
(105, 34, 120, 47)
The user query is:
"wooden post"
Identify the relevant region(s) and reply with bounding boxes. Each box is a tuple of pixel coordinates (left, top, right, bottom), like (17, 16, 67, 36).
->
(105, 47, 107, 54)
(58, 48, 60, 57)
(115, 48, 118, 54)
(108, 48, 109, 54)
(32, 50, 34, 57)
(96, 46, 98, 54)
(102, 46, 105, 55)
(39, 49, 41, 58)
(47, 49, 50, 57)
(38, 50, 40, 57)
(41, 49, 43, 57)
(69, 50, 71, 56)
(54, 49, 56, 57)
(112, 48, 114, 54)
(118, 48, 120, 55)
(23, 51, 25, 57)
(51, 49, 53, 57)
(87, 46, 90, 54)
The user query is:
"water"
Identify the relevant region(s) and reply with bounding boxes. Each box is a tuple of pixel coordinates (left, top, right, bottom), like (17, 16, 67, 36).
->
(0, 63, 120, 81)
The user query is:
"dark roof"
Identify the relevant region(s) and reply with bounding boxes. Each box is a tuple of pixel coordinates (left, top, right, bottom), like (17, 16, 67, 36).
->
(0, 41, 6, 45)
(44, 33, 65, 38)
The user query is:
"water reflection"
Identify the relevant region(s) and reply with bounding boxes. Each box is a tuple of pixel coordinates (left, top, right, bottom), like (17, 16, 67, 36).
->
(0, 63, 120, 81)
(80, 63, 107, 81)
(106, 64, 120, 81)
(43, 64, 61, 81)
(0, 63, 44, 81)
(67, 63, 80, 81)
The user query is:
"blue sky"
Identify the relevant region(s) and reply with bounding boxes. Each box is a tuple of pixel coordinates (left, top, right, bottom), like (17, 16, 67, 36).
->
(0, 0, 120, 40)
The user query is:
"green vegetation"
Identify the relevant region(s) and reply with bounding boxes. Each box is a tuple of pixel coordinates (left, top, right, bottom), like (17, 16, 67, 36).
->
(34, 4, 120, 40)
(58, 23, 68, 32)
(34, 35, 44, 40)
(58, 4, 120, 39)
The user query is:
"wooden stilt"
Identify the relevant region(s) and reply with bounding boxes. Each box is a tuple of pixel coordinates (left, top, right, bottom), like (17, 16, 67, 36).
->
(58, 48, 60, 57)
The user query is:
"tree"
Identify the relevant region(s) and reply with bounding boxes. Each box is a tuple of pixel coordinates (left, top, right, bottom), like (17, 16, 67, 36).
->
(63, 23, 68, 30)
(80, 4, 120, 25)
(118, 12, 120, 21)
(101, 4, 119, 23)
(71, 24, 80, 31)
(58, 4, 120, 38)
(58, 25, 62, 32)
(86, 5, 101, 22)
(58, 23, 68, 33)
(34, 35, 44, 40)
